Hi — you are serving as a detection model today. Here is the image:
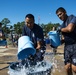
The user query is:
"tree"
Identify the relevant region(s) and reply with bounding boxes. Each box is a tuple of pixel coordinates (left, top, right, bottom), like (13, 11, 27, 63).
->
(14, 21, 25, 35)
(1, 18, 11, 34)
(41, 22, 60, 36)
(1, 18, 10, 26)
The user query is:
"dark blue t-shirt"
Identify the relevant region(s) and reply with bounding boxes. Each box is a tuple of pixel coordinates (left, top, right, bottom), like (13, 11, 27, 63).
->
(61, 15, 76, 44)
(22, 24, 45, 48)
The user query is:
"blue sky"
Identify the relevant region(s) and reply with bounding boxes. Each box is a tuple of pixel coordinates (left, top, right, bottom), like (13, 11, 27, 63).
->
(0, 0, 76, 25)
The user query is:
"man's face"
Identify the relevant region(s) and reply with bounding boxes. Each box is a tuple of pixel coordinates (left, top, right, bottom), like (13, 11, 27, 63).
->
(56, 11, 66, 21)
(25, 17, 34, 29)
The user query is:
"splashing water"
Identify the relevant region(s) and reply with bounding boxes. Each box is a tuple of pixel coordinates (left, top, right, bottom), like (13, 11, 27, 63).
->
(8, 60, 52, 75)
(44, 51, 64, 74)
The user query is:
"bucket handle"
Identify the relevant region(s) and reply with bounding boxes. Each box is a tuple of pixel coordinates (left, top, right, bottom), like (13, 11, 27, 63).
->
(20, 41, 34, 50)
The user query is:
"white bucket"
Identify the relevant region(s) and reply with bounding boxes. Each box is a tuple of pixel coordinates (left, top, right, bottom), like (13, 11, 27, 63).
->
(17, 36, 36, 60)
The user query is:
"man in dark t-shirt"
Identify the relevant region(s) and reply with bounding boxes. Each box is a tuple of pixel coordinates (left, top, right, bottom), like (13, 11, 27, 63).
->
(56, 7, 76, 75)
(0, 22, 7, 48)
(22, 14, 46, 63)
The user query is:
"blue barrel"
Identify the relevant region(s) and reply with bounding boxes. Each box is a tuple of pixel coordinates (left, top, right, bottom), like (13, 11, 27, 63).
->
(17, 36, 36, 60)
(48, 31, 61, 47)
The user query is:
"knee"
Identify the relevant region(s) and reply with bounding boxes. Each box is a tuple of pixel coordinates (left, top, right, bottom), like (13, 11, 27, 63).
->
(64, 64, 71, 71)
(72, 65, 76, 73)
(65, 66, 70, 71)
(72, 68, 76, 73)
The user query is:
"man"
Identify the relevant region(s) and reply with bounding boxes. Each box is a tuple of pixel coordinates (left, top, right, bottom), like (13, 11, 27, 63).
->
(0, 22, 7, 48)
(0, 23, 4, 38)
(22, 14, 46, 63)
(56, 7, 76, 75)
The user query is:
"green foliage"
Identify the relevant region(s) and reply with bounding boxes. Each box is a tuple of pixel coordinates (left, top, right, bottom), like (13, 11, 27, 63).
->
(13, 21, 25, 35)
(1, 18, 11, 34)
(0, 18, 60, 36)
(1, 18, 10, 25)
(41, 22, 60, 36)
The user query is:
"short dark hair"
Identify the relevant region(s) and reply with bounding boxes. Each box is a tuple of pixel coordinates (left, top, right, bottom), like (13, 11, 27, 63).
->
(56, 7, 66, 14)
(25, 14, 34, 20)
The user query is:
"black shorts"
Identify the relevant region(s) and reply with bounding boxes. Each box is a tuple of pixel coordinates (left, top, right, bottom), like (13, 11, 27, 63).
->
(34, 47, 46, 61)
(64, 43, 76, 66)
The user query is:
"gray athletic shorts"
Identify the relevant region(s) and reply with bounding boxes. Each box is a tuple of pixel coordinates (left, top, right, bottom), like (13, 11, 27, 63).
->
(64, 43, 76, 66)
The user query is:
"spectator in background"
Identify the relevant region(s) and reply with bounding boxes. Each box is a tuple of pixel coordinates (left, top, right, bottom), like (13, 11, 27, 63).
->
(51, 26, 57, 55)
(0, 22, 7, 48)
(13, 35, 19, 47)
(52, 26, 56, 31)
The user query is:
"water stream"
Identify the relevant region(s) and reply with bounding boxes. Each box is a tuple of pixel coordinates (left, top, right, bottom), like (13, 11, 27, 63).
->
(8, 51, 64, 75)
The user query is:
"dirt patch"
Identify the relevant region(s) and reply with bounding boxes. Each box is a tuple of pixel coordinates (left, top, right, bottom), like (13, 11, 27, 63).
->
(0, 44, 66, 75)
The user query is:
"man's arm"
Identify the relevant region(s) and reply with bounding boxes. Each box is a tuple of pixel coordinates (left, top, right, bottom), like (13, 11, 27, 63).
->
(36, 27, 44, 50)
(61, 23, 75, 33)
(61, 17, 76, 33)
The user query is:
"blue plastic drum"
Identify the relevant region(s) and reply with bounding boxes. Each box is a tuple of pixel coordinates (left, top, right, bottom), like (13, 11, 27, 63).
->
(48, 31, 61, 47)
(17, 36, 36, 60)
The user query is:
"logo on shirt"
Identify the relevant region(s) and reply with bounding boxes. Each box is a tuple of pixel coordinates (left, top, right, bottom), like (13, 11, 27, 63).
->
(73, 58, 76, 63)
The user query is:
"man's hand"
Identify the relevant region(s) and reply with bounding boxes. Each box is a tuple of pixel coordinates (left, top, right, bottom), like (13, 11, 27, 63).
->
(57, 26, 61, 33)
(36, 41, 41, 50)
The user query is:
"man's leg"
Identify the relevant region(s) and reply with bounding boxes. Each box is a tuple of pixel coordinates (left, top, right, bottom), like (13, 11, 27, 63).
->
(65, 63, 73, 75)
(5, 40, 8, 48)
(34, 49, 46, 62)
(64, 44, 73, 75)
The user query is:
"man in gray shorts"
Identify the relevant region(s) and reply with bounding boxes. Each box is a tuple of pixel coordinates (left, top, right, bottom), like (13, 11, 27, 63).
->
(56, 7, 76, 75)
